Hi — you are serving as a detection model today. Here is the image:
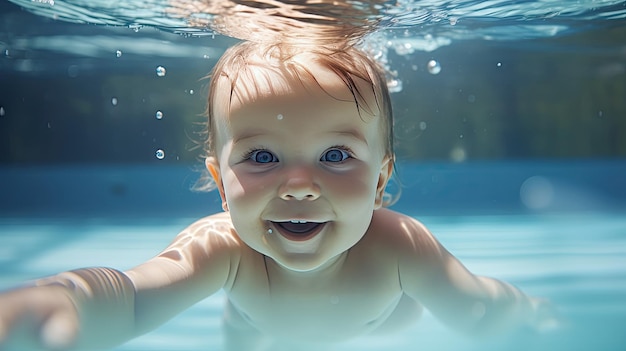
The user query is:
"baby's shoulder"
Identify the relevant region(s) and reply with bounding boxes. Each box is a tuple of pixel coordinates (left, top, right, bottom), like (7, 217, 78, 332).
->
(172, 212, 241, 250)
(366, 208, 442, 255)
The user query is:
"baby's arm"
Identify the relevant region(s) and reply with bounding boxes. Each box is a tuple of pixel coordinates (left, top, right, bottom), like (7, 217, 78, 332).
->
(0, 214, 238, 350)
(393, 214, 554, 335)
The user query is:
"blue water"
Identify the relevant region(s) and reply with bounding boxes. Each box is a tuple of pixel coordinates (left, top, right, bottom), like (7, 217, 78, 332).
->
(2, 0, 626, 350)
(1, 162, 626, 350)
(1, 207, 625, 351)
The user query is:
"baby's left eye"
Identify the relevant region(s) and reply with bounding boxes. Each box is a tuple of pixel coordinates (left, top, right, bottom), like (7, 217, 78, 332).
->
(320, 148, 350, 163)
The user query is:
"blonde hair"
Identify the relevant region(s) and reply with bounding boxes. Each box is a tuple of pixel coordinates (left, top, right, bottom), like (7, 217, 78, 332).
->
(195, 41, 397, 204)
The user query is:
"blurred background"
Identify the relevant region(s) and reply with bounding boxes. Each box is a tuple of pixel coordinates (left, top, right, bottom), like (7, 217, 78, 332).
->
(2, 1, 625, 165)
(1, 1, 625, 217)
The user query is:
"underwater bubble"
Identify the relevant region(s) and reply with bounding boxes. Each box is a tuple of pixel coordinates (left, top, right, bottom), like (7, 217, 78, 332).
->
(277, 114, 284, 120)
(116, 50, 122, 58)
(111, 97, 118, 106)
(467, 94, 476, 103)
(156, 66, 166, 77)
(0, 107, 5, 117)
(520, 176, 554, 210)
(419, 121, 427, 131)
(189, 89, 194, 95)
(155, 149, 165, 160)
(387, 78, 403, 93)
(497, 62, 502, 67)
(155, 111, 163, 120)
(427, 60, 441, 75)
(67, 65, 79, 78)
(393, 42, 415, 56)
(450, 146, 466, 162)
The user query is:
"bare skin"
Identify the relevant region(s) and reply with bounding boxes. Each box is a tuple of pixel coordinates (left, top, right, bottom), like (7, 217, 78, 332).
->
(0, 55, 549, 351)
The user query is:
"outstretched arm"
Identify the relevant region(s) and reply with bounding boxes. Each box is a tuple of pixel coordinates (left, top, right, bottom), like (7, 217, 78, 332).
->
(394, 215, 554, 336)
(0, 214, 239, 350)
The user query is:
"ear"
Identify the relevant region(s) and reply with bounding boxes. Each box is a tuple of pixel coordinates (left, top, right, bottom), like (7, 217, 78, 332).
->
(374, 155, 394, 209)
(206, 156, 229, 212)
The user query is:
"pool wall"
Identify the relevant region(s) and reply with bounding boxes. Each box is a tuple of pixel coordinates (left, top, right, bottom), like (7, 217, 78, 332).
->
(1, 159, 624, 218)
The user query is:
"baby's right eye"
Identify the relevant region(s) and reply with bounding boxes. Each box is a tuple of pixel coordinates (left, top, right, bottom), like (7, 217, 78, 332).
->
(247, 150, 278, 163)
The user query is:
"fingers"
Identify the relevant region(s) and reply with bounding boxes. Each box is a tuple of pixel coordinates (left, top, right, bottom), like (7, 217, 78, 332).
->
(40, 309, 79, 350)
(530, 297, 564, 333)
(0, 287, 79, 350)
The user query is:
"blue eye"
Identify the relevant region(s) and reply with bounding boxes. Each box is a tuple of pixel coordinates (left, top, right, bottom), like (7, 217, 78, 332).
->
(321, 148, 350, 163)
(249, 150, 278, 163)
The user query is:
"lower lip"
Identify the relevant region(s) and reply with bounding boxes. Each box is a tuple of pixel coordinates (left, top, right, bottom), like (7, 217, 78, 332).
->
(273, 222, 326, 242)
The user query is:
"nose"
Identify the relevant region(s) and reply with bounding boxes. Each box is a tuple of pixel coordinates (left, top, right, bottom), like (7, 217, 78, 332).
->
(278, 167, 321, 201)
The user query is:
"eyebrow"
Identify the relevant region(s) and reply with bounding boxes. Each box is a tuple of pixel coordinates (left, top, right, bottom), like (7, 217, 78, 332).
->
(330, 129, 369, 146)
(231, 128, 370, 146)
(231, 129, 272, 144)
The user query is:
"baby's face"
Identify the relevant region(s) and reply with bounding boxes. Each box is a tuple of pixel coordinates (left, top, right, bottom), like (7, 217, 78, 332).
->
(208, 65, 392, 272)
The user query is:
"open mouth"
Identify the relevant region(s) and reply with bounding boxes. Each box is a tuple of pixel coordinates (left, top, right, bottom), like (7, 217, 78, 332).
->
(272, 220, 325, 241)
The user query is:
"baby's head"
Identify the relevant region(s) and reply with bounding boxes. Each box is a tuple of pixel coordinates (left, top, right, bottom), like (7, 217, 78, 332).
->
(201, 41, 397, 271)
(206, 41, 393, 163)
(199, 41, 395, 203)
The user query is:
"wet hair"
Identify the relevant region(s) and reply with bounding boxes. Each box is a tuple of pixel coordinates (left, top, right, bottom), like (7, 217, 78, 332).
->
(195, 41, 397, 204)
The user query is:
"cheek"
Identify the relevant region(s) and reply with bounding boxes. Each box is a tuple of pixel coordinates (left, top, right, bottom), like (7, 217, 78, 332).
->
(223, 168, 273, 204)
(322, 166, 378, 201)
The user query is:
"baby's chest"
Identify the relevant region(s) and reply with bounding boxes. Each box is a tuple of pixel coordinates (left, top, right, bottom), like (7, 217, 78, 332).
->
(226, 258, 403, 341)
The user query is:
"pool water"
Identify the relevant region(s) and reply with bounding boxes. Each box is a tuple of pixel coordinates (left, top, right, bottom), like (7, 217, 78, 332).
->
(1, 211, 625, 350)
(1, 0, 626, 350)
(1, 162, 625, 351)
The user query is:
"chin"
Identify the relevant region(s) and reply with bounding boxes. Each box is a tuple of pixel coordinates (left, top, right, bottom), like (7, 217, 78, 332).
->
(270, 252, 339, 273)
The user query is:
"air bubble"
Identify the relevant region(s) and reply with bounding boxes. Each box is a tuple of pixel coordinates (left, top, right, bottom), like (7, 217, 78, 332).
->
(116, 50, 122, 58)
(111, 97, 118, 106)
(277, 114, 284, 120)
(520, 176, 554, 210)
(0, 107, 5, 117)
(387, 78, 403, 93)
(450, 146, 466, 162)
(427, 60, 441, 75)
(156, 66, 166, 77)
(497, 62, 502, 67)
(155, 111, 163, 120)
(419, 121, 427, 131)
(155, 149, 165, 160)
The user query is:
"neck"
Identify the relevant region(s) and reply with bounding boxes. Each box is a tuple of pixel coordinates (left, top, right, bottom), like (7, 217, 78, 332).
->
(266, 251, 349, 287)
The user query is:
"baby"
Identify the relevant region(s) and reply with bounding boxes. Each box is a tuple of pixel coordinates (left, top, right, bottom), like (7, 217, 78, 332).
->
(0, 41, 551, 351)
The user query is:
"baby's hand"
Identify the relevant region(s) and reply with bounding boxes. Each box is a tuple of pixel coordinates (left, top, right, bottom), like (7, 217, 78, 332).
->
(0, 284, 79, 350)
(528, 297, 562, 333)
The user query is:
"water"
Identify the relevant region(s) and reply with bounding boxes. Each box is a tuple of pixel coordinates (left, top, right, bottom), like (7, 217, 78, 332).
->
(1, 200, 625, 350)
(1, 0, 626, 350)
